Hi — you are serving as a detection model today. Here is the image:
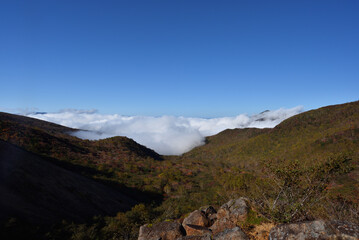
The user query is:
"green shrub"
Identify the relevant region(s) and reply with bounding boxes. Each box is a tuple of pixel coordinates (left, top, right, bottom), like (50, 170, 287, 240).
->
(257, 154, 353, 223)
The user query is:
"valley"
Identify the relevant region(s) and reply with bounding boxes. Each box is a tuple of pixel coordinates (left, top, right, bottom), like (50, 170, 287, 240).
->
(0, 101, 358, 239)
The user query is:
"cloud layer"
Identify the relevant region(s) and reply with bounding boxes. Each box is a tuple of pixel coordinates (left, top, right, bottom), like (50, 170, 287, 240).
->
(26, 107, 303, 155)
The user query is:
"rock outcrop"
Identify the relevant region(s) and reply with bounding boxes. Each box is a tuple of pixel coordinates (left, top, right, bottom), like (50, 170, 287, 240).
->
(138, 198, 250, 240)
(182, 210, 210, 236)
(199, 205, 217, 225)
(269, 220, 359, 240)
(213, 227, 249, 240)
(138, 198, 359, 240)
(138, 221, 185, 240)
(210, 197, 249, 235)
(177, 236, 211, 240)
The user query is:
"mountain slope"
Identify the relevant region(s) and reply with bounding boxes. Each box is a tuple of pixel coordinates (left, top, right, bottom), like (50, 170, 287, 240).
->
(0, 112, 162, 170)
(0, 140, 136, 224)
(178, 101, 359, 203)
(181, 128, 271, 163)
(0, 102, 358, 239)
(0, 112, 76, 134)
(0, 114, 168, 206)
(182, 101, 359, 165)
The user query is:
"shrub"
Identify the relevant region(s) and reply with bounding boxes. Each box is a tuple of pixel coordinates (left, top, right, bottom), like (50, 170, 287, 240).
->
(256, 154, 353, 223)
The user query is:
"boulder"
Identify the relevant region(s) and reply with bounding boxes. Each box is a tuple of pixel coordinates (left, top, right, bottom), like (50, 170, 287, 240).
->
(183, 210, 210, 236)
(269, 220, 359, 240)
(199, 206, 217, 224)
(329, 220, 359, 239)
(177, 235, 212, 240)
(216, 198, 249, 222)
(138, 221, 185, 240)
(210, 217, 237, 235)
(213, 227, 249, 240)
(210, 198, 249, 234)
(269, 220, 330, 240)
(199, 205, 217, 217)
(184, 224, 212, 237)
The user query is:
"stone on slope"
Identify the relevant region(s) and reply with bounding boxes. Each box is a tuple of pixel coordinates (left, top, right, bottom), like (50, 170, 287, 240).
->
(177, 236, 212, 240)
(183, 210, 210, 236)
(329, 220, 359, 239)
(184, 224, 212, 237)
(138, 221, 185, 240)
(269, 220, 359, 240)
(199, 206, 217, 224)
(210, 198, 249, 235)
(210, 217, 237, 235)
(217, 198, 249, 221)
(213, 227, 249, 240)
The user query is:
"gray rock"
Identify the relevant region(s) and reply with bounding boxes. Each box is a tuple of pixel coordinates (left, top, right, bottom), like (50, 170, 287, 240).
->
(269, 220, 359, 240)
(184, 224, 212, 236)
(210, 198, 249, 234)
(218, 198, 249, 222)
(177, 236, 212, 240)
(138, 221, 185, 240)
(213, 227, 249, 240)
(329, 220, 359, 239)
(183, 210, 210, 236)
(210, 216, 237, 235)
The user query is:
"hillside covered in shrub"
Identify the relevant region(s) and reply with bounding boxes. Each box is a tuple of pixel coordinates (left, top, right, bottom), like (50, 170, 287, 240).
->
(0, 101, 358, 239)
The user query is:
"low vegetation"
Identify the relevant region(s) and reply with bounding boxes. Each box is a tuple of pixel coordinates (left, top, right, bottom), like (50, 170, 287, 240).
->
(0, 101, 358, 239)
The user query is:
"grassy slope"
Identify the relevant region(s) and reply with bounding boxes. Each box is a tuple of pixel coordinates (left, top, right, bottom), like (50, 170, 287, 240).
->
(0, 112, 163, 182)
(0, 102, 359, 239)
(1, 102, 358, 207)
(182, 101, 359, 165)
(0, 113, 198, 204)
(0, 112, 162, 163)
(178, 101, 359, 203)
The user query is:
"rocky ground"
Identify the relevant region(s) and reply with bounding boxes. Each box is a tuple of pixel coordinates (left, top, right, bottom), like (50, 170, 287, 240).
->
(138, 198, 359, 240)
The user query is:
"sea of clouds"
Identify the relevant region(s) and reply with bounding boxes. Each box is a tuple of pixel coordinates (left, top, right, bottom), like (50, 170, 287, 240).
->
(26, 107, 303, 155)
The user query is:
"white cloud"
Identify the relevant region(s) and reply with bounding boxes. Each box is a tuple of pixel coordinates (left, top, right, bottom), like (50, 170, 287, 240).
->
(26, 107, 303, 155)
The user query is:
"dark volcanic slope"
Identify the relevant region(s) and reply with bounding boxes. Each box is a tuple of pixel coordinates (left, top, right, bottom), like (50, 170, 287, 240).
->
(0, 140, 136, 224)
(0, 112, 162, 163)
(0, 112, 76, 134)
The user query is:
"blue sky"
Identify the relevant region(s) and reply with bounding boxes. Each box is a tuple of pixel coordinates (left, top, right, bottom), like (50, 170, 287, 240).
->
(1, 0, 358, 117)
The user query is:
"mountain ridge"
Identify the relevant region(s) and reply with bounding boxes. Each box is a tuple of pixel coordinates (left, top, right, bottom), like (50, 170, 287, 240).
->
(0, 101, 358, 239)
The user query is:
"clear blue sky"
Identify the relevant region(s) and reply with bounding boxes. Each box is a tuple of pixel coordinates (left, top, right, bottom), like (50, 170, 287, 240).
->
(1, 0, 358, 117)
